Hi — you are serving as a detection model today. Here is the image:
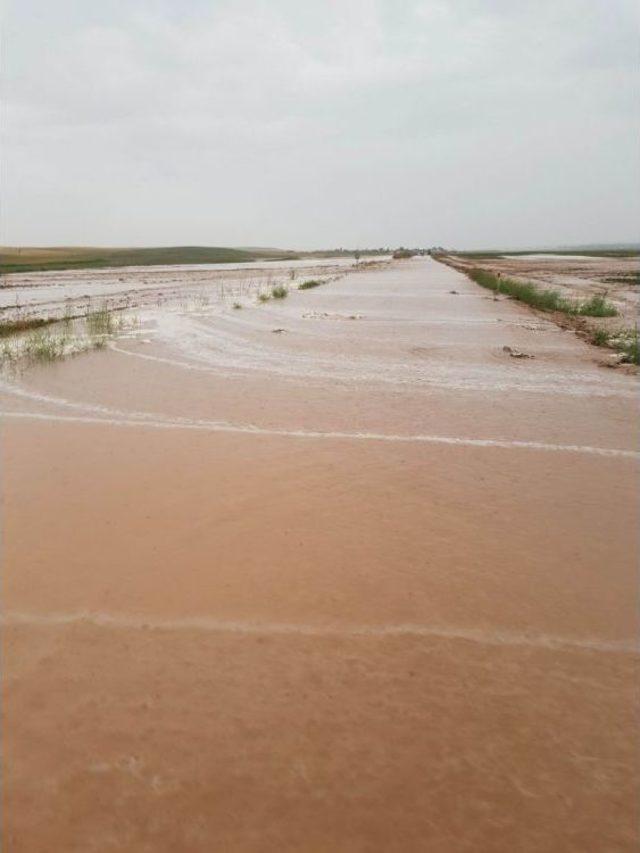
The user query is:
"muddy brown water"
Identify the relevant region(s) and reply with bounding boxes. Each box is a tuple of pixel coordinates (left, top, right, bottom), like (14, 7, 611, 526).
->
(2, 257, 638, 851)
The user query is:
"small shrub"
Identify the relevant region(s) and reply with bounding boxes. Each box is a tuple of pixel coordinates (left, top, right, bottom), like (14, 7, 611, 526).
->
(258, 293, 270, 303)
(298, 279, 322, 290)
(232, 302, 242, 310)
(590, 328, 610, 347)
(271, 285, 288, 299)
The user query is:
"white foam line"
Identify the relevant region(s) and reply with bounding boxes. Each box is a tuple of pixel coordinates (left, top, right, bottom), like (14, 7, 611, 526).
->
(2, 410, 638, 460)
(2, 610, 636, 655)
(111, 343, 637, 399)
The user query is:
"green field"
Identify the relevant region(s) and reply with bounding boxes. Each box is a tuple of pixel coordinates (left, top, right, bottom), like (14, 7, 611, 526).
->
(0, 245, 301, 274)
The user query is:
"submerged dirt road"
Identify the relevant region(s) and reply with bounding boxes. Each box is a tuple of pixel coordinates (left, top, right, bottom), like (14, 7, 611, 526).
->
(2, 257, 638, 851)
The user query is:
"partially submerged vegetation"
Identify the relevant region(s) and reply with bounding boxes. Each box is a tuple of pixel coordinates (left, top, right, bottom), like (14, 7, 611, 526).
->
(0, 303, 138, 368)
(298, 279, 323, 290)
(589, 327, 640, 365)
(577, 294, 618, 318)
(466, 268, 618, 317)
(86, 305, 115, 336)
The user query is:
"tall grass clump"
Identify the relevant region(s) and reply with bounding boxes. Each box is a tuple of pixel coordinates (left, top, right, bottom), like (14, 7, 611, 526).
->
(578, 294, 618, 317)
(86, 304, 114, 336)
(258, 292, 271, 303)
(23, 329, 67, 363)
(619, 328, 639, 364)
(271, 285, 288, 299)
(298, 279, 322, 290)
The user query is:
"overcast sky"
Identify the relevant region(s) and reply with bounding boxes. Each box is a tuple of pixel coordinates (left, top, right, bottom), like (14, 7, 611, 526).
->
(2, 0, 638, 249)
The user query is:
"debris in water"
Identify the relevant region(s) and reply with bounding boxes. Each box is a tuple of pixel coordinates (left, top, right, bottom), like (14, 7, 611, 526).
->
(503, 345, 534, 359)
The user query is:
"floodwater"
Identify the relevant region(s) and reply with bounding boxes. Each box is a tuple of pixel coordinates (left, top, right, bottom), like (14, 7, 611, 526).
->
(0, 257, 361, 318)
(2, 257, 638, 851)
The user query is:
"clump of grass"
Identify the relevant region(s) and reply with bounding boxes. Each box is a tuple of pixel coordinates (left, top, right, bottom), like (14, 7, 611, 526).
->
(619, 328, 639, 364)
(232, 302, 242, 310)
(271, 285, 288, 299)
(588, 326, 639, 364)
(23, 329, 68, 363)
(86, 304, 114, 336)
(258, 292, 271, 303)
(578, 294, 618, 317)
(590, 328, 610, 347)
(298, 279, 322, 290)
(1, 340, 17, 364)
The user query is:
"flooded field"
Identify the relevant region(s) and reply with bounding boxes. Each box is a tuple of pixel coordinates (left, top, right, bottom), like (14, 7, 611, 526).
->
(0, 257, 361, 321)
(2, 256, 638, 851)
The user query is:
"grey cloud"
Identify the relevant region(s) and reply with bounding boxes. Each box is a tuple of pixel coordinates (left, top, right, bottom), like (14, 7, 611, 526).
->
(2, 0, 638, 248)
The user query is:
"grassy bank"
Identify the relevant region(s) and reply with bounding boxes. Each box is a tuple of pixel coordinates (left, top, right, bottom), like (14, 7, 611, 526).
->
(466, 268, 617, 317)
(453, 265, 637, 364)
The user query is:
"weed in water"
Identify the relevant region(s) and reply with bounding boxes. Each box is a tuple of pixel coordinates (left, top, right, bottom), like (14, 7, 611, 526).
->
(23, 329, 68, 363)
(619, 328, 640, 365)
(86, 304, 114, 337)
(271, 285, 288, 299)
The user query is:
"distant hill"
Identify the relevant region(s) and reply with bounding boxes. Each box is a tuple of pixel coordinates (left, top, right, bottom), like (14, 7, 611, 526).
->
(0, 245, 289, 274)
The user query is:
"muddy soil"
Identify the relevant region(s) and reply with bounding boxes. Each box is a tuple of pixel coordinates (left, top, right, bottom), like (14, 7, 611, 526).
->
(2, 257, 638, 851)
